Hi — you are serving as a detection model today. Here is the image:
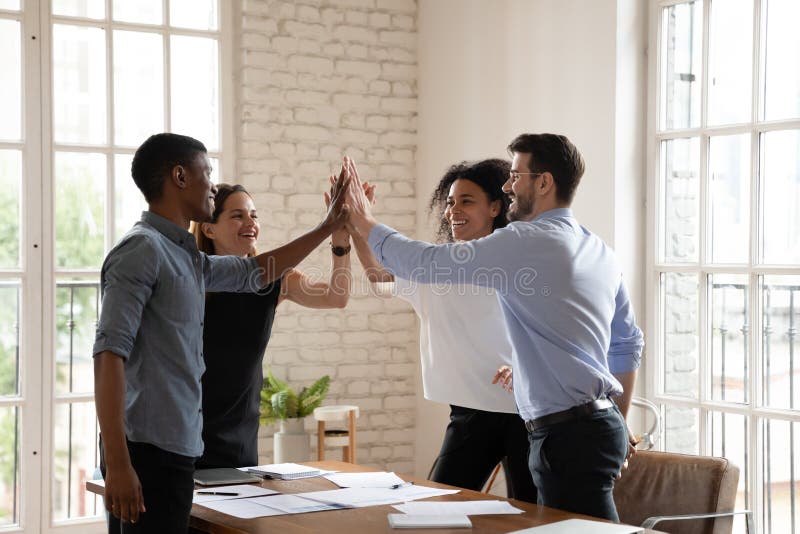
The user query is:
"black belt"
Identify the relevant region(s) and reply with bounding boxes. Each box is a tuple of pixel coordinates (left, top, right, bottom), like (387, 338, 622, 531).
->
(525, 398, 614, 432)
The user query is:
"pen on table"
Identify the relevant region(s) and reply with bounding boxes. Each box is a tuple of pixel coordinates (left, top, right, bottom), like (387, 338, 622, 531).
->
(196, 491, 239, 496)
(390, 482, 413, 489)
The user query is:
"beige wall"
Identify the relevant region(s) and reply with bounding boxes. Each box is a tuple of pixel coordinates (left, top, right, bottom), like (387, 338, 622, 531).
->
(415, 0, 648, 476)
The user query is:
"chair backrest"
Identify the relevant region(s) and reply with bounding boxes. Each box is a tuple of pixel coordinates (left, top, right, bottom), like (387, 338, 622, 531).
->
(614, 450, 740, 534)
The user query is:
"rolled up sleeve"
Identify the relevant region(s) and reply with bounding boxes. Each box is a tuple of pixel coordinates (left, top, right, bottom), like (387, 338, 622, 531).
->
(203, 254, 260, 293)
(607, 278, 644, 374)
(93, 235, 158, 360)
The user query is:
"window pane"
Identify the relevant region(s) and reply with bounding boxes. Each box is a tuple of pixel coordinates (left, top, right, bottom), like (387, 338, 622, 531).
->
(662, 405, 699, 454)
(171, 35, 219, 151)
(114, 153, 147, 243)
(764, 0, 800, 121)
(762, 130, 800, 264)
(52, 401, 101, 521)
(55, 280, 99, 395)
(52, 0, 104, 19)
(0, 1, 20, 10)
(709, 134, 750, 264)
(113, 30, 164, 147)
(209, 156, 219, 183)
(761, 418, 800, 534)
(661, 137, 700, 263)
(709, 411, 749, 533)
(0, 20, 21, 141)
(0, 406, 19, 526)
(707, 0, 753, 125)
(660, 1, 702, 130)
(710, 274, 749, 404)
(54, 152, 106, 269)
(170, 0, 217, 30)
(0, 150, 21, 269)
(0, 281, 20, 397)
(112, 0, 162, 25)
(53, 25, 107, 145)
(761, 275, 800, 410)
(662, 272, 699, 398)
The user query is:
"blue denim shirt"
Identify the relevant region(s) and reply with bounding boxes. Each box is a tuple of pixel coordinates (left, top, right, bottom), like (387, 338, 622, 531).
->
(368, 208, 644, 421)
(93, 211, 260, 457)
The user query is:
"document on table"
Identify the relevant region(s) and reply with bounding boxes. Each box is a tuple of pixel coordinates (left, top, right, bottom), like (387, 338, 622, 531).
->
(249, 494, 348, 514)
(197, 498, 285, 519)
(300, 485, 459, 508)
(392, 500, 525, 516)
(324, 471, 406, 488)
(507, 519, 644, 534)
(388, 513, 472, 529)
(192, 484, 278, 504)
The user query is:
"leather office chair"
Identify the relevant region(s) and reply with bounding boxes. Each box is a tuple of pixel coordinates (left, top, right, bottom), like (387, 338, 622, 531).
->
(614, 450, 753, 534)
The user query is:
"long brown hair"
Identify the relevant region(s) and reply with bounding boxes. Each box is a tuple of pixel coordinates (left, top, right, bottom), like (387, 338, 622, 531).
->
(190, 183, 258, 257)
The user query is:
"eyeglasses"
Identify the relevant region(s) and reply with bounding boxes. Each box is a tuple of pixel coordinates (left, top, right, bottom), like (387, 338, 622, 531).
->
(508, 171, 544, 182)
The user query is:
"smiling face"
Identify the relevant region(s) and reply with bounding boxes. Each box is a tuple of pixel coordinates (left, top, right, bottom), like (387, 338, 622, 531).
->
(444, 178, 500, 242)
(201, 191, 259, 257)
(503, 152, 538, 222)
(182, 152, 217, 223)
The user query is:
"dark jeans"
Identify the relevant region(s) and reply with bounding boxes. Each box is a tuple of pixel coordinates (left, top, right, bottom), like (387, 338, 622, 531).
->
(430, 405, 538, 503)
(527, 404, 629, 521)
(99, 436, 196, 534)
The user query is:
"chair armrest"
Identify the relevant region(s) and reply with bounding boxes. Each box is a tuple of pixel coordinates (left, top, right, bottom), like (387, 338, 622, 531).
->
(642, 509, 753, 533)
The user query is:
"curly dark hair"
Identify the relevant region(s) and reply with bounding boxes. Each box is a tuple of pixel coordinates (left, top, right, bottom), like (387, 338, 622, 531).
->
(428, 158, 511, 243)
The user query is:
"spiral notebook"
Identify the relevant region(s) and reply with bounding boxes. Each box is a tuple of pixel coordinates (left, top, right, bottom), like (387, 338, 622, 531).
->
(244, 463, 323, 480)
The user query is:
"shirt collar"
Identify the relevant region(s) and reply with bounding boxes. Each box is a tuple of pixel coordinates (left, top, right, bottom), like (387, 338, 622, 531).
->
(532, 207, 573, 222)
(140, 211, 195, 248)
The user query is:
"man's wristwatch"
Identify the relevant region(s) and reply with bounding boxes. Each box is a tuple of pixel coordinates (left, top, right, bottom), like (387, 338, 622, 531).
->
(331, 243, 351, 257)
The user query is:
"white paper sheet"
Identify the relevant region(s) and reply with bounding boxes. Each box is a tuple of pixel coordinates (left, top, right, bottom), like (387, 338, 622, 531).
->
(506, 518, 644, 534)
(197, 498, 284, 519)
(192, 484, 278, 504)
(324, 471, 406, 488)
(388, 513, 472, 529)
(300, 486, 459, 508)
(392, 500, 525, 516)
(249, 494, 347, 514)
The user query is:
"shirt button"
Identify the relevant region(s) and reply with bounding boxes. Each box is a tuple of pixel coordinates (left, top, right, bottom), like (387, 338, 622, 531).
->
(200, 321, 204, 327)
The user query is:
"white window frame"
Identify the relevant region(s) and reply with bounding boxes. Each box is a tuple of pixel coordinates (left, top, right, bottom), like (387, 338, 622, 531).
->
(646, 0, 800, 532)
(1, 1, 235, 532)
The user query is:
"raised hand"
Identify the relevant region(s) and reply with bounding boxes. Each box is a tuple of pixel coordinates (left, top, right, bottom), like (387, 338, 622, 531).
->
(491, 365, 513, 393)
(324, 174, 350, 243)
(322, 159, 351, 232)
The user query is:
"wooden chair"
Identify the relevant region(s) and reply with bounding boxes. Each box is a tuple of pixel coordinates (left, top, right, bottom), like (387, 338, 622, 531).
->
(313, 405, 359, 463)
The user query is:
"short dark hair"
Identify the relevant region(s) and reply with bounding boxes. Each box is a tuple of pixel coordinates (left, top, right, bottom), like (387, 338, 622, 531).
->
(507, 133, 585, 203)
(131, 133, 207, 202)
(428, 158, 511, 243)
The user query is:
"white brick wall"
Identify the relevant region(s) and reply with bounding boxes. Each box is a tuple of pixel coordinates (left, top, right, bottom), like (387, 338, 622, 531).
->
(236, 0, 418, 473)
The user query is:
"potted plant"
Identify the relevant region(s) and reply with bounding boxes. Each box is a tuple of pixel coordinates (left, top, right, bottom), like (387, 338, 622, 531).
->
(260, 370, 330, 463)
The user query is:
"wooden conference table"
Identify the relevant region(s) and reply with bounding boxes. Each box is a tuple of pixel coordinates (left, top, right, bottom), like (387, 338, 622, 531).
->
(87, 460, 665, 533)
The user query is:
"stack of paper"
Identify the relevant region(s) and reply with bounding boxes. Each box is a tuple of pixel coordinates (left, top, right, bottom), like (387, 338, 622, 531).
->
(324, 471, 406, 488)
(392, 500, 525, 516)
(507, 519, 644, 533)
(244, 463, 323, 480)
(388, 513, 472, 529)
(300, 486, 460, 508)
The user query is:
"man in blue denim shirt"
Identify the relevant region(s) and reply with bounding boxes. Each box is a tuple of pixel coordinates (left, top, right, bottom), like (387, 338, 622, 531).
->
(344, 134, 644, 521)
(93, 133, 350, 532)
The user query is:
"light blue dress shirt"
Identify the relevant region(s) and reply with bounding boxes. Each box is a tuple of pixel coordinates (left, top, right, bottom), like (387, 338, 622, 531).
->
(368, 208, 644, 421)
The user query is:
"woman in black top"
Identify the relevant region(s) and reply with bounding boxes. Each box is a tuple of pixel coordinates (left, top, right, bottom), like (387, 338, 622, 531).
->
(191, 183, 351, 468)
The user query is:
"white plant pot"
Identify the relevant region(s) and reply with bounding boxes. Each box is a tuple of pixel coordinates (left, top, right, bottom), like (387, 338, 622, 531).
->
(273, 418, 311, 463)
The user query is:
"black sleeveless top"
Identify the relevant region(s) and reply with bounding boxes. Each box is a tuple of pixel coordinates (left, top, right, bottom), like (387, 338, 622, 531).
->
(197, 279, 281, 468)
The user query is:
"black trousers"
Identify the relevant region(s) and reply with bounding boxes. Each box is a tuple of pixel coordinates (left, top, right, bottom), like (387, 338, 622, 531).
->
(430, 405, 538, 503)
(527, 404, 629, 521)
(100, 437, 196, 534)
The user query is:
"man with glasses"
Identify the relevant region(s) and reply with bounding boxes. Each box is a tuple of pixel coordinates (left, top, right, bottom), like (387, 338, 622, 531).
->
(344, 133, 643, 521)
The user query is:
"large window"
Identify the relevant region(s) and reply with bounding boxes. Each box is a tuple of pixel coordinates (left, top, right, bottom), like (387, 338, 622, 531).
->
(649, 0, 800, 532)
(0, 0, 229, 531)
